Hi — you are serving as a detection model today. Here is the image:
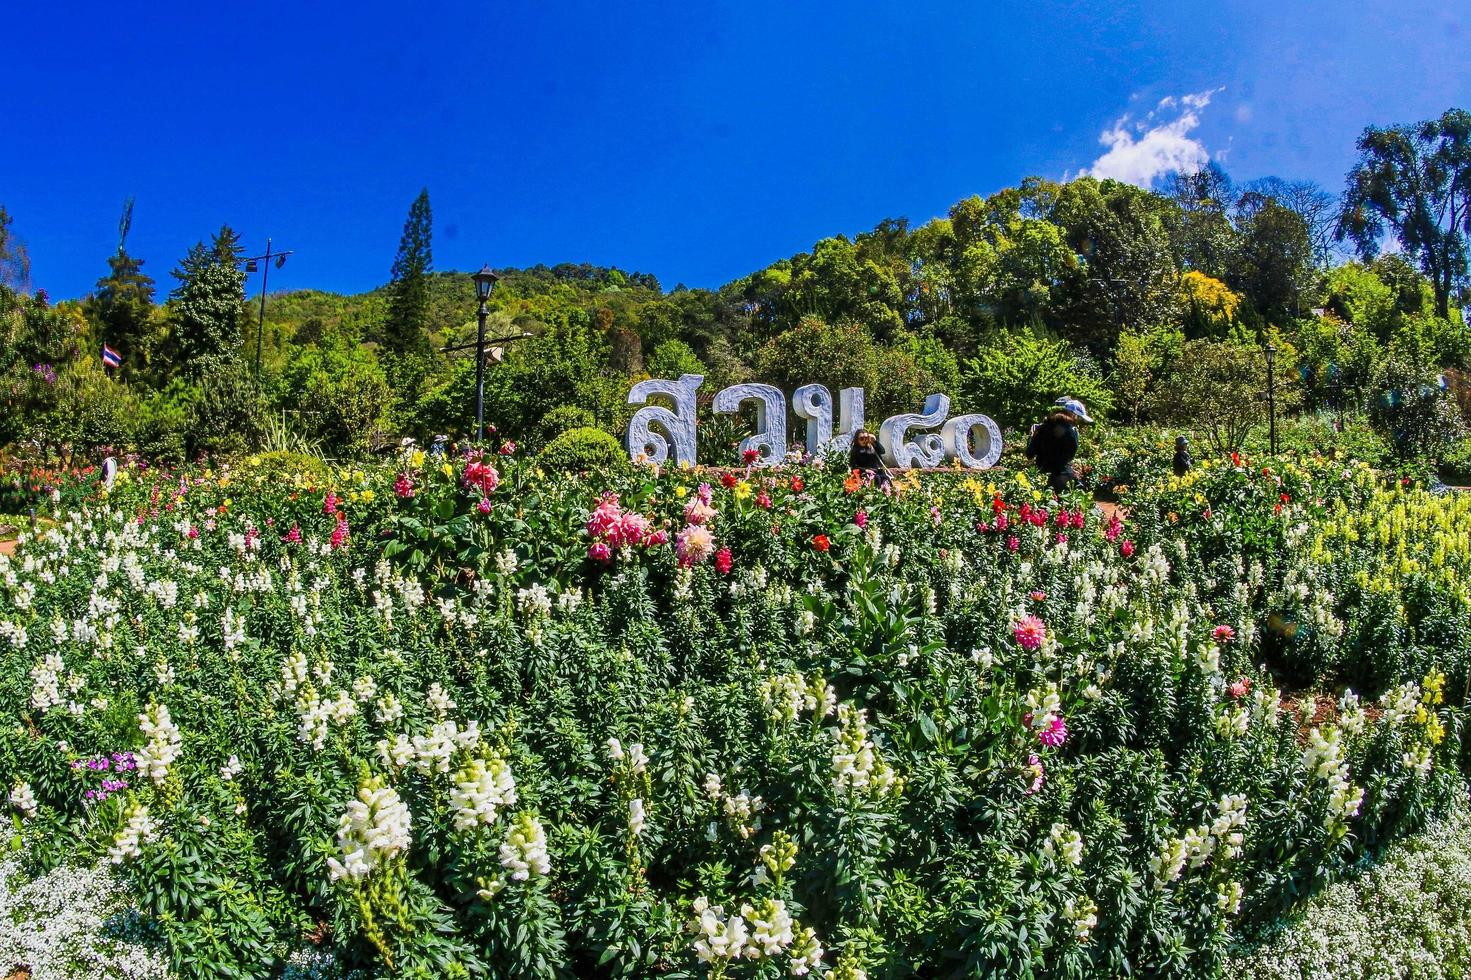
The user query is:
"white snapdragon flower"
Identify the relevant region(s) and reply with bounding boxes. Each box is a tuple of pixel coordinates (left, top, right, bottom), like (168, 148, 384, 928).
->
(628, 798, 647, 837)
(1043, 823, 1084, 868)
(135, 703, 182, 785)
(451, 754, 518, 832)
(9, 782, 37, 819)
(220, 755, 243, 780)
(689, 898, 749, 963)
(498, 812, 551, 880)
(326, 778, 412, 881)
(426, 682, 455, 717)
(108, 803, 155, 864)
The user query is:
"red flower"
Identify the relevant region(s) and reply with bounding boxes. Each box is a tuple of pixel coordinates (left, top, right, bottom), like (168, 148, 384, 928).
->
(720, 472, 738, 489)
(790, 476, 805, 493)
(742, 448, 760, 465)
(1120, 540, 1135, 558)
(714, 547, 733, 574)
(812, 534, 831, 552)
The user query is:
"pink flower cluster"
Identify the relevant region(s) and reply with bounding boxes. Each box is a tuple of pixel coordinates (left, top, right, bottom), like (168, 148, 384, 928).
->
(463, 455, 500, 496)
(585, 493, 667, 563)
(1013, 615, 1047, 651)
(394, 472, 415, 499)
(1025, 754, 1045, 795)
(1037, 716, 1069, 748)
(684, 483, 716, 525)
(330, 515, 350, 551)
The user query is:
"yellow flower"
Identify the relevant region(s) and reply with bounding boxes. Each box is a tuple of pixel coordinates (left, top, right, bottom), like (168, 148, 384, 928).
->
(409, 449, 426, 469)
(360, 489, 375, 503)
(674, 485, 689, 498)
(1014, 471, 1033, 490)
(441, 463, 455, 479)
(733, 482, 752, 501)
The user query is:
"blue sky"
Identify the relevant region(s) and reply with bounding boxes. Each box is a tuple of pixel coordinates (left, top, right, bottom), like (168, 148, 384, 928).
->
(3, 0, 1466, 299)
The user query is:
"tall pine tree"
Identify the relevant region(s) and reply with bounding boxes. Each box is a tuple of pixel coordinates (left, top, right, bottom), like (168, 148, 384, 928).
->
(383, 189, 434, 360)
(86, 198, 157, 384)
(168, 225, 247, 380)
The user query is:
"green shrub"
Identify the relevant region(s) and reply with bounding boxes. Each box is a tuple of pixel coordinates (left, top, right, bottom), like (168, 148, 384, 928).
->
(537, 426, 627, 472)
(961, 331, 1113, 430)
(536, 404, 596, 446)
(135, 389, 191, 464)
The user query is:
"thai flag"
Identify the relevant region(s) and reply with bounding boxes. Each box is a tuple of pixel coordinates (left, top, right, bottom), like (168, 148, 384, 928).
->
(101, 344, 122, 369)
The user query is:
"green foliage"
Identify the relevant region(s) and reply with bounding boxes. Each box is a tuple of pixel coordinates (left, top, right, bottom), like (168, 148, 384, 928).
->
(274, 327, 391, 454)
(84, 198, 158, 385)
(643, 339, 706, 380)
(1366, 357, 1467, 462)
(167, 229, 248, 380)
(754, 317, 946, 419)
(534, 404, 597, 446)
(962, 331, 1113, 429)
(0, 204, 31, 292)
(382, 189, 435, 366)
(536, 426, 628, 473)
(1149, 339, 1273, 453)
(186, 366, 268, 458)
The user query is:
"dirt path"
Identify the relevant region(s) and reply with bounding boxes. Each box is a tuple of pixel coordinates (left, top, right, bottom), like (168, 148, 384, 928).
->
(0, 538, 15, 557)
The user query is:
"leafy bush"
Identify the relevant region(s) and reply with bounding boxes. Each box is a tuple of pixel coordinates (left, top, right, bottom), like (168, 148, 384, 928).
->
(962, 331, 1113, 430)
(535, 404, 596, 446)
(1367, 357, 1467, 462)
(536, 426, 626, 472)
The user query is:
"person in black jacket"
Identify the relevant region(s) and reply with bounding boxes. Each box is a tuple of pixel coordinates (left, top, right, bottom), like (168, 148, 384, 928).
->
(1025, 397, 1092, 493)
(848, 429, 893, 488)
(1173, 436, 1193, 477)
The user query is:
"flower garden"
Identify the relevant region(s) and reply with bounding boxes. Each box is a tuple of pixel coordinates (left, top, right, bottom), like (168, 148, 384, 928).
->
(2, 448, 1469, 979)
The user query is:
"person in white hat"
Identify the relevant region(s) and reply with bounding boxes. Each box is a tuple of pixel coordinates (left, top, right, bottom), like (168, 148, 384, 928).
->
(1025, 397, 1093, 493)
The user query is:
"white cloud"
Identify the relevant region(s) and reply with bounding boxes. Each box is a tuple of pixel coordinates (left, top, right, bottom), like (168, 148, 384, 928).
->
(1083, 88, 1223, 187)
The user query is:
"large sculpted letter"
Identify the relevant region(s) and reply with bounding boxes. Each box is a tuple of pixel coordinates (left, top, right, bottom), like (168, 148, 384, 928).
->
(878, 394, 950, 468)
(791, 384, 833, 457)
(713, 383, 788, 467)
(832, 387, 865, 456)
(942, 414, 1003, 469)
(626, 373, 702, 467)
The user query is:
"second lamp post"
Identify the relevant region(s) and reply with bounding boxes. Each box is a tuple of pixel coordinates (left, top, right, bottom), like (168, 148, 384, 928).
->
(472, 265, 500, 444)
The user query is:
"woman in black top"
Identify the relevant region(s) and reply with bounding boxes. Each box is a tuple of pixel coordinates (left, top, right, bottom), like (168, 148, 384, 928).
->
(1025, 397, 1092, 493)
(848, 429, 893, 488)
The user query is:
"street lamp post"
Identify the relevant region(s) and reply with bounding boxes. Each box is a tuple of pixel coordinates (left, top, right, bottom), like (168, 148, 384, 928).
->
(1264, 342, 1278, 455)
(240, 241, 294, 378)
(471, 265, 499, 444)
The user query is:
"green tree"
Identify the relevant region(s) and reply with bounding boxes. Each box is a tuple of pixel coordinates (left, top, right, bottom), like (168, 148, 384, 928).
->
(85, 198, 158, 384)
(0, 205, 30, 292)
(1051, 178, 1183, 355)
(383, 189, 435, 361)
(1163, 164, 1239, 281)
(960, 331, 1113, 429)
(1149, 339, 1276, 453)
(1337, 108, 1471, 319)
(1367, 356, 1466, 461)
(274, 324, 392, 453)
(1231, 198, 1314, 320)
(644, 338, 707, 379)
(168, 227, 247, 379)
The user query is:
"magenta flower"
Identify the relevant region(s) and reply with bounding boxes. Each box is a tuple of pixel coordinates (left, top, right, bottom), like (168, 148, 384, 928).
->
(393, 472, 415, 499)
(1025, 754, 1045, 795)
(1038, 716, 1068, 748)
(1120, 540, 1135, 558)
(1213, 624, 1237, 643)
(1006, 535, 1020, 553)
(588, 541, 612, 563)
(854, 509, 868, 529)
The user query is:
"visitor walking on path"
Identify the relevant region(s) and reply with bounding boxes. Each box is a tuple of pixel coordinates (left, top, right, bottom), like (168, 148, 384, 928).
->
(1025, 397, 1092, 494)
(848, 429, 893, 489)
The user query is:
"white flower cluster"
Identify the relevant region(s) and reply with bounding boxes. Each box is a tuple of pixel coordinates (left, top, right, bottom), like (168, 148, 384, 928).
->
(606, 737, 648, 773)
(1151, 793, 1249, 887)
(1024, 682, 1062, 733)
(1042, 823, 1084, 868)
(108, 802, 155, 864)
(497, 811, 551, 881)
(688, 896, 823, 973)
(376, 717, 481, 773)
(9, 782, 37, 819)
(1380, 682, 1421, 728)
(704, 773, 766, 840)
(1062, 895, 1098, 942)
(516, 582, 552, 617)
(1302, 727, 1364, 835)
(326, 777, 413, 881)
(760, 672, 837, 725)
(450, 753, 518, 832)
(831, 704, 902, 800)
(135, 702, 182, 785)
(29, 653, 71, 713)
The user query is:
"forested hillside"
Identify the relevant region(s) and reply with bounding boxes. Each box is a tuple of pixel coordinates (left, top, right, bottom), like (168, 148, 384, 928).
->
(2, 108, 1468, 468)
